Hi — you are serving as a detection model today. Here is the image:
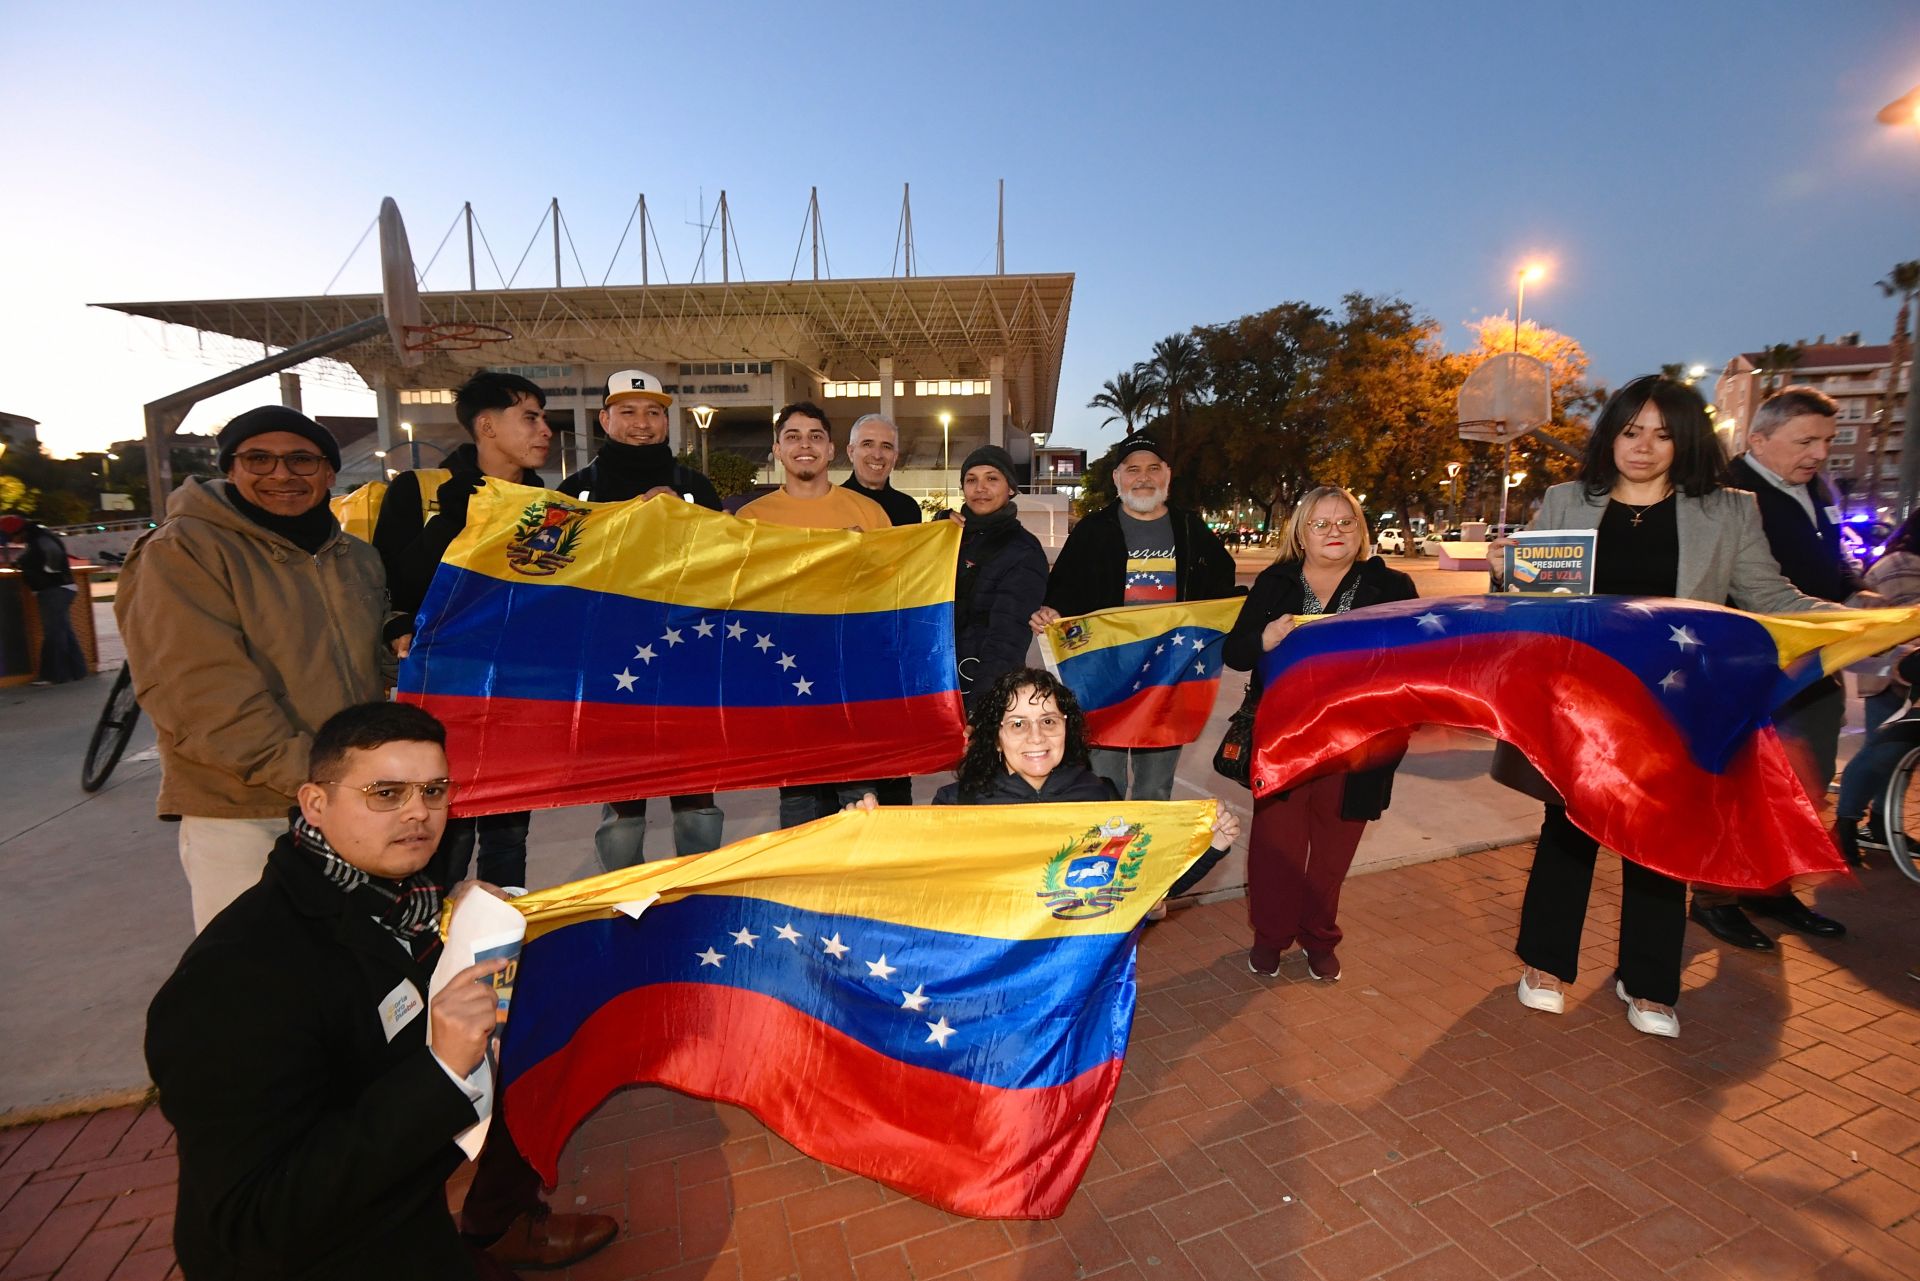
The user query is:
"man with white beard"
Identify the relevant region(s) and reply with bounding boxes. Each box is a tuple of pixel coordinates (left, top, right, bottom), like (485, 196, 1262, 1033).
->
(1028, 432, 1236, 799)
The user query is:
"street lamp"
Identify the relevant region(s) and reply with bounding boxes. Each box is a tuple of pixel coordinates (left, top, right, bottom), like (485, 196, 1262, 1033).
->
(401, 420, 419, 469)
(1445, 460, 1462, 530)
(99, 451, 118, 490)
(939, 411, 953, 496)
(1514, 263, 1547, 352)
(691, 404, 716, 475)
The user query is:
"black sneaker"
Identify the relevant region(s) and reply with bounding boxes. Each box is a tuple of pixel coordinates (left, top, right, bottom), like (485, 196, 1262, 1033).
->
(1859, 817, 1890, 851)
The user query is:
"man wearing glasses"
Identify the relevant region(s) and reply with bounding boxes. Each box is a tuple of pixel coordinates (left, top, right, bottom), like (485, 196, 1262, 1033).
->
(147, 702, 616, 1279)
(118, 406, 396, 931)
(1028, 432, 1236, 800)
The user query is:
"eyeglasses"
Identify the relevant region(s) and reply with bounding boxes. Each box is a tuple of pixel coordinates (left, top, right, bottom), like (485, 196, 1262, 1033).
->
(1001, 714, 1067, 737)
(1306, 518, 1358, 533)
(234, 450, 330, 476)
(316, 779, 456, 811)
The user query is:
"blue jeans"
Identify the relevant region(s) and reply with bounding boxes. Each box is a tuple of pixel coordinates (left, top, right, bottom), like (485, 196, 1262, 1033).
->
(1838, 691, 1918, 821)
(433, 811, 532, 889)
(34, 585, 87, 683)
(594, 795, 724, 872)
(1089, 746, 1181, 801)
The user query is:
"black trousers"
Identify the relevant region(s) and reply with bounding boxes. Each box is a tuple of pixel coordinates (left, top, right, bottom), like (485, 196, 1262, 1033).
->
(1514, 805, 1686, 1006)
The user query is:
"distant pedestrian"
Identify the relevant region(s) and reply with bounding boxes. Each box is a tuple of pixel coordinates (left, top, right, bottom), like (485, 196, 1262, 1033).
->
(0, 514, 87, 685)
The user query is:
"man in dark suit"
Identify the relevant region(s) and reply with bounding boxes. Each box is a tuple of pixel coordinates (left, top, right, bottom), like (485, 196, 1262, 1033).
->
(1693, 384, 1854, 950)
(146, 703, 614, 1279)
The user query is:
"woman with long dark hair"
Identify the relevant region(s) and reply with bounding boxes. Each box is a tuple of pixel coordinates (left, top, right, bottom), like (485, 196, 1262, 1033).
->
(1497, 374, 1834, 1039)
(850, 668, 1238, 898)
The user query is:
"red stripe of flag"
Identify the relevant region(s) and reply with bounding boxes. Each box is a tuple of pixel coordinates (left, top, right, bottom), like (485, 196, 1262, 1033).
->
(1084, 677, 1221, 749)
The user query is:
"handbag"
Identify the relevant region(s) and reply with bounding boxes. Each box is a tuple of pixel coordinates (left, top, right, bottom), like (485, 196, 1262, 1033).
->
(1212, 680, 1262, 788)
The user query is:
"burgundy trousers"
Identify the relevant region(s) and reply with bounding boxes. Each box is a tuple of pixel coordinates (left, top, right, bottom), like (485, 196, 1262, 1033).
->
(1248, 775, 1368, 956)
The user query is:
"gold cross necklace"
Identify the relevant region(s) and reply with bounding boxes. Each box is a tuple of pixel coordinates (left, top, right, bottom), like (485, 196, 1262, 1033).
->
(1620, 489, 1674, 527)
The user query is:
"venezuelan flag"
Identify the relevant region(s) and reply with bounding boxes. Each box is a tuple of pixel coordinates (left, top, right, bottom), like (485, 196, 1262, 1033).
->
(495, 802, 1217, 1219)
(1252, 595, 1920, 890)
(397, 481, 965, 815)
(1040, 598, 1245, 748)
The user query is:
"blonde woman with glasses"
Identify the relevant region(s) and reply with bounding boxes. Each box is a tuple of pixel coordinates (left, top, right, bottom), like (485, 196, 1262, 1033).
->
(1222, 486, 1418, 981)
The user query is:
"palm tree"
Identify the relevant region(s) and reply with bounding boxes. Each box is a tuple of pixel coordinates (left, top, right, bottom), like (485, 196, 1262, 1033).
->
(1145, 334, 1204, 458)
(1087, 368, 1159, 433)
(1873, 261, 1920, 513)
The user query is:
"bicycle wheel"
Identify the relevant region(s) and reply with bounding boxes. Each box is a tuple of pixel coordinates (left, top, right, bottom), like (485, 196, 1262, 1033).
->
(80, 663, 141, 793)
(1880, 745, 1920, 885)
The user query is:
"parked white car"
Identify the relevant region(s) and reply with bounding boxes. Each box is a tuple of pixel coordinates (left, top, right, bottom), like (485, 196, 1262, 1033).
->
(1376, 527, 1406, 555)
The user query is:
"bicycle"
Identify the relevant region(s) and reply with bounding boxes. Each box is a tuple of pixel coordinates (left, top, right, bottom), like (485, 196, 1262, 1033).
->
(81, 661, 141, 792)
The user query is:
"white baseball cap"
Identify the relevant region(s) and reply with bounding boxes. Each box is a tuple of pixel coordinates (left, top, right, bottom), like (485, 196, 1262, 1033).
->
(605, 369, 672, 407)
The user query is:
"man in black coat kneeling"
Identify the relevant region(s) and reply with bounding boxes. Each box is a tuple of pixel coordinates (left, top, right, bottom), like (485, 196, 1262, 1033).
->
(146, 703, 615, 1280)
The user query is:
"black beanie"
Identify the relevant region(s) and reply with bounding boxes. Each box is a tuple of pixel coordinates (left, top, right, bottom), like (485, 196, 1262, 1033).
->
(959, 444, 1019, 491)
(216, 406, 342, 471)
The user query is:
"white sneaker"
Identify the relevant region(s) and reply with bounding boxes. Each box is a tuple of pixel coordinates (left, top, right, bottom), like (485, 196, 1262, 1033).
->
(1615, 980, 1679, 1038)
(1516, 968, 1565, 1014)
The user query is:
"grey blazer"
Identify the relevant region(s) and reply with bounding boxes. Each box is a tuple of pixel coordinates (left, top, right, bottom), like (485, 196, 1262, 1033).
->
(1525, 482, 1834, 613)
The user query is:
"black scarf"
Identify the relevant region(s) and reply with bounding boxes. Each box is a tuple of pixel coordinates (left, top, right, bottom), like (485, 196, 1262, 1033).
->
(292, 813, 444, 956)
(596, 439, 679, 493)
(223, 485, 335, 555)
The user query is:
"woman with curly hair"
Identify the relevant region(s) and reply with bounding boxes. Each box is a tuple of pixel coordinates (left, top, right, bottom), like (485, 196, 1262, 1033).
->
(877, 668, 1239, 900)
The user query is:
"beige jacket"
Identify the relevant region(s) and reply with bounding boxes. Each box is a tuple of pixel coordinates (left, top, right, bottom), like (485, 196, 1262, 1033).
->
(115, 479, 391, 819)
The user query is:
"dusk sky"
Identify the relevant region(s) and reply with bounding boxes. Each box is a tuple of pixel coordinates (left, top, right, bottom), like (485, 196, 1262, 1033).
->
(6, 1, 1920, 458)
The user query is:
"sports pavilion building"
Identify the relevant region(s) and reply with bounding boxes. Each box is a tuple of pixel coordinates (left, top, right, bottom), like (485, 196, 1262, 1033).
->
(99, 272, 1078, 509)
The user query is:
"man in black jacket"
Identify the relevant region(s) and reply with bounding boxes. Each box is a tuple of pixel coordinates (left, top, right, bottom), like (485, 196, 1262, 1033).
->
(842, 414, 924, 527)
(146, 702, 614, 1280)
(0, 514, 87, 684)
(1693, 384, 1853, 950)
(559, 370, 726, 866)
(372, 371, 550, 891)
(1027, 433, 1236, 799)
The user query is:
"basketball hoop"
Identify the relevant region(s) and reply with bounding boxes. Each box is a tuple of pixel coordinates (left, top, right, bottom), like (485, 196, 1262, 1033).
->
(1458, 352, 1554, 531)
(402, 321, 513, 353)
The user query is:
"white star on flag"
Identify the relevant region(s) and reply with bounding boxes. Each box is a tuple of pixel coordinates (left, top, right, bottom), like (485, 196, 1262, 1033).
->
(925, 1016, 957, 1048)
(696, 947, 724, 967)
(1669, 625, 1702, 651)
(731, 927, 760, 948)
(693, 619, 716, 638)
(1624, 601, 1659, 615)
(866, 955, 898, 979)
(1171, 633, 1187, 647)
(634, 645, 657, 664)
(662, 627, 684, 647)
(1154, 644, 1165, 655)
(726, 621, 747, 640)
(821, 933, 850, 958)
(1415, 612, 1446, 633)
(1659, 670, 1685, 692)
(794, 677, 814, 696)
(777, 653, 797, 670)
(613, 668, 638, 691)
(1194, 660, 1207, 675)
(1456, 600, 1486, 611)
(775, 923, 802, 944)
(754, 634, 774, 652)
(900, 984, 929, 1011)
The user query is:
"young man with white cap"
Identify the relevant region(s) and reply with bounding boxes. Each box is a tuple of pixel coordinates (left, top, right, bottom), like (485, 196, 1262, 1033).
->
(558, 369, 721, 508)
(1028, 432, 1235, 800)
(560, 370, 726, 868)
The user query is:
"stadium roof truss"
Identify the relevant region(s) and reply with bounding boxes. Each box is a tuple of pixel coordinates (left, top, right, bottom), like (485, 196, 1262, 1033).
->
(97, 273, 1075, 433)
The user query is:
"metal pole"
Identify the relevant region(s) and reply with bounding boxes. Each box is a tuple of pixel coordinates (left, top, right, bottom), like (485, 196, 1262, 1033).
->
(1498, 442, 1512, 531)
(720, 191, 729, 283)
(639, 194, 649, 286)
(1514, 277, 1525, 353)
(997, 179, 1005, 275)
(464, 202, 476, 290)
(810, 187, 819, 281)
(551, 197, 561, 287)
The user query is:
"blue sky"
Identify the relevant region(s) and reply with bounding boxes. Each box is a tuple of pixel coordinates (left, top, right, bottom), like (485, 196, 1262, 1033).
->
(5, 1, 1920, 458)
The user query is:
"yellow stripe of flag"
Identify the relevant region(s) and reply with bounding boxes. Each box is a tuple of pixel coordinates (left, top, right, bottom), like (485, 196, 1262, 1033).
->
(1040, 598, 1246, 666)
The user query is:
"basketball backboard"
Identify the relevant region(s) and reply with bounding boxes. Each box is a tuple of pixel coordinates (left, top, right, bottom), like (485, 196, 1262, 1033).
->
(379, 197, 424, 369)
(1458, 352, 1551, 443)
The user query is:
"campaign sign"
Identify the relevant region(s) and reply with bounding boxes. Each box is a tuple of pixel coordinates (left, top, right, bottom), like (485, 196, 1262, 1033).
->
(1505, 530, 1597, 595)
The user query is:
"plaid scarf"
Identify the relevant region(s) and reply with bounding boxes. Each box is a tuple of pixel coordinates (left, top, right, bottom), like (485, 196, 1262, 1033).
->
(292, 814, 444, 957)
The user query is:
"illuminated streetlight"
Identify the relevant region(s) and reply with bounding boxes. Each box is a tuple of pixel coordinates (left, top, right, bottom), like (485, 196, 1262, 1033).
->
(1687, 364, 1708, 381)
(939, 411, 953, 492)
(691, 404, 716, 474)
(1877, 85, 1920, 130)
(401, 420, 419, 469)
(1514, 262, 1548, 351)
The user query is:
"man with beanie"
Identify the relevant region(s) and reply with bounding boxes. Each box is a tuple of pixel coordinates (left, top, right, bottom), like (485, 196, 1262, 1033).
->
(1028, 432, 1235, 799)
(842, 414, 923, 527)
(146, 701, 616, 1280)
(116, 405, 394, 930)
(560, 370, 727, 869)
(0, 513, 88, 685)
(952, 445, 1047, 709)
(372, 371, 550, 891)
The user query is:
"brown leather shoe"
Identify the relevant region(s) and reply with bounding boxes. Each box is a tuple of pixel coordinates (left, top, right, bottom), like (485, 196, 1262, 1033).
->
(485, 1205, 617, 1271)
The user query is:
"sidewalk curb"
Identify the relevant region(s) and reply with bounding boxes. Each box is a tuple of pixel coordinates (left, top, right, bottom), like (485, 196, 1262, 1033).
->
(0, 1086, 155, 1131)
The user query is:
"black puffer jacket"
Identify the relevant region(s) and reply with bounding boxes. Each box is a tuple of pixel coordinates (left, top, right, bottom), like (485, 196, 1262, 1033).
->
(1043, 502, 1236, 617)
(953, 511, 1049, 710)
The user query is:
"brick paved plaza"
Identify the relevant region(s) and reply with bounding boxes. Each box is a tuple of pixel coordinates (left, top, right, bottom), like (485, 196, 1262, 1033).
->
(5, 841, 1916, 1280)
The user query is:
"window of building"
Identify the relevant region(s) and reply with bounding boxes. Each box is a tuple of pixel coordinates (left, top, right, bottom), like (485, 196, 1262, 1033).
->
(398, 389, 455, 405)
(1834, 426, 1858, 444)
(821, 380, 906, 398)
(911, 379, 992, 397)
(1828, 455, 1855, 470)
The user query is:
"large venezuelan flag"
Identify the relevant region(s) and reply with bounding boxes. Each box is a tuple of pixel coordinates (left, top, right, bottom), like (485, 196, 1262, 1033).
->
(1252, 595, 1920, 889)
(495, 802, 1217, 1219)
(398, 481, 965, 815)
(1039, 599, 1245, 748)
